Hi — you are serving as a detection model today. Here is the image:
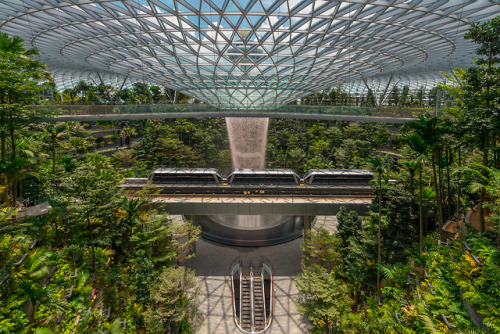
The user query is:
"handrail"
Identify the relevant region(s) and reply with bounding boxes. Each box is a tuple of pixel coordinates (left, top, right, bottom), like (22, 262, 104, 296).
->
(239, 269, 243, 326)
(260, 256, 274, 333)
(249, 261, 255, 329)
(230, 257, 243, 332)
(37, 104, 422, 122)
(260, 268, 266, 326)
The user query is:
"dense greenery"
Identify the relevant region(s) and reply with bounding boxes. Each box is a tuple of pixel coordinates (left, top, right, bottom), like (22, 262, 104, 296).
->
(295, 16, 500, 334)
(0, 158, 200, 332)
(56, 81, 190, 105)
(0, 34, 203, 331)
(0, 16, 499, 334)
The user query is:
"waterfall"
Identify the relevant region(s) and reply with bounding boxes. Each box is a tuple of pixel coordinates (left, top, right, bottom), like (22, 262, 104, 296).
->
(225, 117, 270, 230)
(225, 117, 269, 168)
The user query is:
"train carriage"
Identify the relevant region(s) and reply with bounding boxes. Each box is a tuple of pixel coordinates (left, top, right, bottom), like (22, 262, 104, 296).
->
(303, 169, 374, 186)
(227, 168, 300, 185)
(148, 168, 223, 184)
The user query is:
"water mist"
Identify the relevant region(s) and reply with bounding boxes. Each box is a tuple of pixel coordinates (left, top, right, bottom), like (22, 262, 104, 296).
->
(225, 117, 269, 168)
(225, 117, 270, 229)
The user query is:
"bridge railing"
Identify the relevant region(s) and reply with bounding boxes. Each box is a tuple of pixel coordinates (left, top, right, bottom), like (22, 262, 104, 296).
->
(39, 104, 425, 118)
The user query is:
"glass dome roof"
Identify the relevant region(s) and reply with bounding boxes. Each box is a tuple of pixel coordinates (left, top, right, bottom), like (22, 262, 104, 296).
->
(1, 0, 498, 107)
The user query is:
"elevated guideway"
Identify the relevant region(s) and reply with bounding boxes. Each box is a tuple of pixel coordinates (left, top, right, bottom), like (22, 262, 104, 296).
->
(146, 195, 370, 216)
(37, 104, 419, 124)
(120, 178, 373, 215)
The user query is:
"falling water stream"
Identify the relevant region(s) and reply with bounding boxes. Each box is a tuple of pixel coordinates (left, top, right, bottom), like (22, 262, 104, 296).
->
(200, 116, 303, 245)
(224, 117, 272, 229)
(225, 117, 269, 169)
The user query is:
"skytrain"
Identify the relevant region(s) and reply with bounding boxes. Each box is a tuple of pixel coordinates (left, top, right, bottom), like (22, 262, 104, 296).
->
(148, 168, 374, 186)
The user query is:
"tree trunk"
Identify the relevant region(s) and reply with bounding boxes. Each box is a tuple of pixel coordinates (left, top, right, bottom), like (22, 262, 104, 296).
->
(377, 176, 382, 304)
(419, 172, 423, 255)
(446, 146, 451, 218)
(9, 125, 15, 158)
(87, 216, 97, 288)
(479, 133, 488, 232)
(438, 149, 444, 220)
(0, 133, 7, 205)
(12, 181, 17, 207)
(1, 132, 5, 163)
(457, 146, 461, 217)
(52, 140, 57, 193)
(432, 152, 444, 241)
(9, 112, 17, 206)
(23, 300, 35, 324)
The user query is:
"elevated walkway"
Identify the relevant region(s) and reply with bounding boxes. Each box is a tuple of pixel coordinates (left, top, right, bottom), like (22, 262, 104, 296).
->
(37, 104, 419, 124)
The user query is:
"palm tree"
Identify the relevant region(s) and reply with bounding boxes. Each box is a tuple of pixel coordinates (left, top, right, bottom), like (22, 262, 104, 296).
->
(44, 124, 67, 192)
(370, 156, 386, 304)
(405, 133, 429, 254)
(467, 164, 500, 246)
(59, 89, 80, 105)
(0, 33, 48, 159)
(119, 127, 137, 147)
(1, 155, 37, 206)
(18, 250, 67, 324)
(405, 114, 448, 241)
(0, 33, 51, 206)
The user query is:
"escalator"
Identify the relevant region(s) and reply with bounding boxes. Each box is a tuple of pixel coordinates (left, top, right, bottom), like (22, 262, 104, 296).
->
(231, 257, 273, 333)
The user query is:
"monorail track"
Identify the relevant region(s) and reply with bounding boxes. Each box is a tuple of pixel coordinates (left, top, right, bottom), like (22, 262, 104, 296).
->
(119, 180, 373, 197)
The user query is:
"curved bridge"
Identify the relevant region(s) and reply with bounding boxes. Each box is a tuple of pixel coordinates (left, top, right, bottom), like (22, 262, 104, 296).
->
(38, 104, 419, 124)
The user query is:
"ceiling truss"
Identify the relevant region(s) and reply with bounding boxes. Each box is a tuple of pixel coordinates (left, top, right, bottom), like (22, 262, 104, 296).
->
(1, 0, 498, 106)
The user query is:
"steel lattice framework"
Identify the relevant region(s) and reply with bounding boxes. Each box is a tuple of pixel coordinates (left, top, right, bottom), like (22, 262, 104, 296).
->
(1, 0, 499, 107)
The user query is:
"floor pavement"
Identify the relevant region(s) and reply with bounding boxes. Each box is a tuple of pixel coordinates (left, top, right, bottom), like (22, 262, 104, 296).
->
(184, 215, 338, 334)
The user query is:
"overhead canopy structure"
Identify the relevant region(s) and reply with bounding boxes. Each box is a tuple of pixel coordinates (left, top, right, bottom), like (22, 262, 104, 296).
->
(1, 0, 498, 107)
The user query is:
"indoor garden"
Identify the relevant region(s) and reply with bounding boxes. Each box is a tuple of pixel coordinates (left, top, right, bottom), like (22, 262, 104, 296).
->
(0, 12, 499, 334)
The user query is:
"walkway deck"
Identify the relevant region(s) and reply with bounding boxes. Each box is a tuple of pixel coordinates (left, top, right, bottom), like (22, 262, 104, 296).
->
(38, 104, 419, 124)
(43, 112, 415, 124)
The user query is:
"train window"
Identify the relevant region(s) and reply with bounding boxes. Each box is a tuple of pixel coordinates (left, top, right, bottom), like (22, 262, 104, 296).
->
(149, 169, 222, 184)
(304, 170, 373, 185)
(228, 171, 299, 185)
(152, 174, 218, 184)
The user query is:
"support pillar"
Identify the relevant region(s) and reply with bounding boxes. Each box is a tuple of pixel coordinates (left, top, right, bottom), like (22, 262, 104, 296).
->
(187, 215, 196, 254)
(303, 216, 313, 240)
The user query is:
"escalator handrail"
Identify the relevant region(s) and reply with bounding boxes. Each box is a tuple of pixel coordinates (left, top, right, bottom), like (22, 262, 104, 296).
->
(261, 257, 274, 333)
(250, 261, 255, 329)
(260, 269, 266, 326)
(230, 257, 245, 333)
(239, 267, 243, 326)
(230, 257, 274, 334)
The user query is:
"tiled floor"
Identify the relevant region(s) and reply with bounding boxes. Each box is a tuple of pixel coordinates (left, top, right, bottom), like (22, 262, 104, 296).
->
(184, 216, 338, 334)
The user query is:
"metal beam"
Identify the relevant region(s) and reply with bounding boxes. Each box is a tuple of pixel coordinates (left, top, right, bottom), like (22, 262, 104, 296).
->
(378, 74, 393, 106)
(149, 196, 372, 215)
(380, 78, 401, 106)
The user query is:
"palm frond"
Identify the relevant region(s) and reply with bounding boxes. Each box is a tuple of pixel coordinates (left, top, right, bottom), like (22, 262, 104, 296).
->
(415, 300, 439, 333)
